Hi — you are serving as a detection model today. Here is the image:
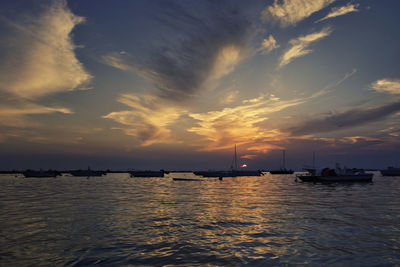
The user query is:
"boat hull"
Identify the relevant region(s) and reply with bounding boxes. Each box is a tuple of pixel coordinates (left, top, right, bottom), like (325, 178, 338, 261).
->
(23, 171, 58, 178)
(380, 170, 400, 176)
(298, 174, 373, 182)
(69, 170, 104, 177)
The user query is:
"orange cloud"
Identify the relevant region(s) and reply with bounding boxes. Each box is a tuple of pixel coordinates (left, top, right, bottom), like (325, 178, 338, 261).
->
(103, 94, 185, 146)
(262, 0, 334, 27)
(188, 94, 302, 152)
(0, 102, 73, 127)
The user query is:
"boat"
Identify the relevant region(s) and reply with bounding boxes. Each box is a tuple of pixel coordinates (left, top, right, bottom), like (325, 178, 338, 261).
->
(380, 167, 400, 176)
(194, 145, 262, 177)
(193, 170, 233, 177)
(130, 170, 164, 177)
(69, 167, 105, 177)
(297, 165, 372, 182)
(269, 169, 294, 174)
(22, 170, 59, 178)
(269, 150, 294, 174)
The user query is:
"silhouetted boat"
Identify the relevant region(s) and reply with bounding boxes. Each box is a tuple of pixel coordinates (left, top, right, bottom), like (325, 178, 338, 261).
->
(269, 169, 294, 174)
(297, 165, 372, 182)
(69, 167, 105, 177)
(194, 145, 262, 177)
(23, 170, 59, 178)
(380, 167, 400, 176)
(130, 171, 164, 177)
(270, 150, 294, 174)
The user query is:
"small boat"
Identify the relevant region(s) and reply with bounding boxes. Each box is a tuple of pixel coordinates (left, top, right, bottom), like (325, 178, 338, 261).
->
(130, 170, 164, 177)
(194, 145, 262, 177)
(297, 165, 372, 182)
(269, 169, 294, 174)
(269, 150, 294, 174)
(69, 167, 105, 177)
(23, 170, 59, 178)
(193, 171, 232, 177)
(380, 167, 400, 176)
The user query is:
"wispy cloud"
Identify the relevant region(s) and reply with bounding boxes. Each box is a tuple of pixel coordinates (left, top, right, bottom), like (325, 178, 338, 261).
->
(371, 78, 400, 94)
(0, 0, 91, 99)
(279, 27, 332, 68)
(0, 102, 73, 127)
(102, 1, 255, 101)
(187, 94, 308, 152)
(102, 94, 185, 146)
(219, 90, 240, 105)
(289, 101, 400, 136)
(262, 0, 335, 27)
(259, 35, 280, 54)
(316, 3, 359, 23)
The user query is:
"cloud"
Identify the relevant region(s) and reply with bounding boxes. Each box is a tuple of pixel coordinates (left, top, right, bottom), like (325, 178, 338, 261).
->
(371, 78, 400, 94)
(187, 94, 307, 152)
(219, 90, 240, 105)
(259, 35, 280, 54)
(0, 0, 91, 99)
(316, 3, 359, 23)
(289, 101, 400, 135)
(262, 0, 335, 27)
(102, 1, 255, 101)
(0, 102, 73, 127)
(102, 94, 184, 146)
(279, 27, 332, 68)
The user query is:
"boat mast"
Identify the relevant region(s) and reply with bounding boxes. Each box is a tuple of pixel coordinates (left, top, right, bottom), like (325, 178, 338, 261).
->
(312, 151, 315, 169)
(234, 144, 238, 170)
(282, 150, 286, 169)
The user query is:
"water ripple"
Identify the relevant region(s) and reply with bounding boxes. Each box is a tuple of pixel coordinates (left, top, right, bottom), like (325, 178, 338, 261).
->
(0, 173, 399, 266)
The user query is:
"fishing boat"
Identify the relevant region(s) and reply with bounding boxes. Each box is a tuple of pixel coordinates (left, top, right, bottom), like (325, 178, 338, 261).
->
(194, 145, 262, 177)
(297, 165, 372, 182)
(130, 170, 164, 177)
(22, 170, 59, 178)
(380, 167, 400, 176)
(269, 150, 294, 174)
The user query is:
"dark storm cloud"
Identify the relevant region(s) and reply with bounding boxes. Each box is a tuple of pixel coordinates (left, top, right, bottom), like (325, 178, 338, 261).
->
(289, 101, 400, 135)
(106, 0, 259, 100)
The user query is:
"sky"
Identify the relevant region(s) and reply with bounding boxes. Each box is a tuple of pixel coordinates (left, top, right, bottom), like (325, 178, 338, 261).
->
(0, 0, 400, 170)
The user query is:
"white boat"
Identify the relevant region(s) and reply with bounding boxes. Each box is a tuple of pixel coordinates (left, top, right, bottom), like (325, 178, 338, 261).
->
(297, 164, 372, 182)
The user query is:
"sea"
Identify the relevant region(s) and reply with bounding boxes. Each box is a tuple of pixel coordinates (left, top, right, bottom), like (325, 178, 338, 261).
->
(0, 172, 399, 266)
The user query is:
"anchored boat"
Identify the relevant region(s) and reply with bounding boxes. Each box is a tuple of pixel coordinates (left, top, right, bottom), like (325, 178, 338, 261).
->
(269, 150, 294, 174)
(297, 165, 372, 182)
(69, 167, 105, 177)
(380, 167, 400, 176)
(22, 170, 59, 178)
(194, 145, 262, 177)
